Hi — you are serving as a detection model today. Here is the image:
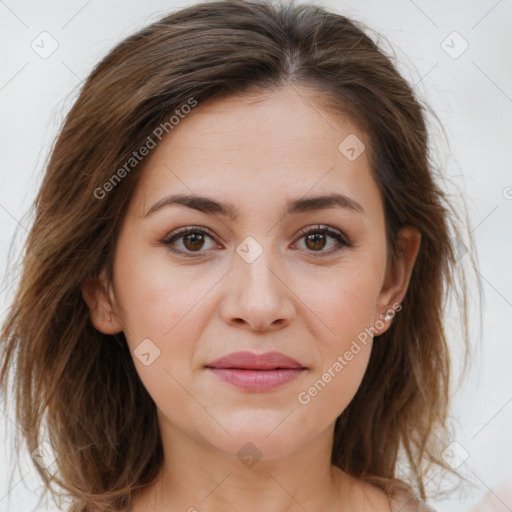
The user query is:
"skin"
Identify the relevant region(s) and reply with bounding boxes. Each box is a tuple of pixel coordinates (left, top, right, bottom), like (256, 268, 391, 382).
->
(83, 85, 421, 511)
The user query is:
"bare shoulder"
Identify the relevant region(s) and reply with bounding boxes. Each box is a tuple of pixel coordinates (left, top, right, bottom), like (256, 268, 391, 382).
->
(388, 487, 438, 512)
(358, 480, 393, 511)
(336, 470, 392, 511)
(335, 469, 436, 512)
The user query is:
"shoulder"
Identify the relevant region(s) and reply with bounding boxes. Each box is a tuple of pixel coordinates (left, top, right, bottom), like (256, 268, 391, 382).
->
(389, 487, 437, 512)
(333, 469, 437, 512)
(348, 475, 437, 512)
(336, 471, 392, 511)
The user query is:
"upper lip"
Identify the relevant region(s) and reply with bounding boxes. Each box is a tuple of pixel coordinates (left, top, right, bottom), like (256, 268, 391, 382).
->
(206, 351, 305, 370)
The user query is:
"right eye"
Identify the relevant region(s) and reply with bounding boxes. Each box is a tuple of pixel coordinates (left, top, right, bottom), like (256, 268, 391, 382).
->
(160, 226, 220, 258)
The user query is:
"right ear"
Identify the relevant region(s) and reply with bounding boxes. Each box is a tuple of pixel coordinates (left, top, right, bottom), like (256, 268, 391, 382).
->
(81, 267, 123, 334)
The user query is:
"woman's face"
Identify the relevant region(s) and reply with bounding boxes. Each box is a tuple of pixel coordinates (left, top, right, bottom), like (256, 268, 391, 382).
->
(86, 85, 419, 462)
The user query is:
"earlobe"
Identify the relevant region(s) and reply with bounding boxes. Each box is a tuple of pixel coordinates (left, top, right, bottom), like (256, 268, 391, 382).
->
(376, 225, 421, 333)
(81, 267, 123, 335)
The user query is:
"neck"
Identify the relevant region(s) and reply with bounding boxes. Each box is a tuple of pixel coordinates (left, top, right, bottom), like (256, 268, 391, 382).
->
(131, 417, 347, 512)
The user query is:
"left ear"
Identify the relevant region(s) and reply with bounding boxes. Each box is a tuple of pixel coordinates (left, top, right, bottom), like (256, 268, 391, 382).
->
(375, 225, 421, 333)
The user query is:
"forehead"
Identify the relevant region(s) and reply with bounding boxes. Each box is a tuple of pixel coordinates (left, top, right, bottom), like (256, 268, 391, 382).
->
(131, 86, 383, 222)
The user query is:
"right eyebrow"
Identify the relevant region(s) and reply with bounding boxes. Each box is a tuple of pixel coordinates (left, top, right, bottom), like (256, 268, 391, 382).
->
(143, 192, 365, 220)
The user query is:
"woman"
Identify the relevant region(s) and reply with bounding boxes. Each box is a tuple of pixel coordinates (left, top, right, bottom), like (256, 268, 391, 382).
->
(0, 1, 476, 510)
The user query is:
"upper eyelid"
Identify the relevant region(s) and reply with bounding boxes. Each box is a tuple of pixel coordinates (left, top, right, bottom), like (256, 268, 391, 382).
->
(165, 224, 344, 239)
(162, 225, 350, 249)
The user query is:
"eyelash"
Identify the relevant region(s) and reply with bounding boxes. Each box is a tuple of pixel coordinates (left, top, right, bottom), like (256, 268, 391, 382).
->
(160, 225, 353, 259)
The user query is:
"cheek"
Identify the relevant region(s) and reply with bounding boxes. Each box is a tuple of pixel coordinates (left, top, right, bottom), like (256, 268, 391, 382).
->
(114, 240, 205, 341)
(296, 290, 374, 425)
(112, 252, 206, 416)
(303, 260, 382, 345)
(294, 266, 380, 418)
(112, 243, 221, 385)
(297, 343, 372, 427)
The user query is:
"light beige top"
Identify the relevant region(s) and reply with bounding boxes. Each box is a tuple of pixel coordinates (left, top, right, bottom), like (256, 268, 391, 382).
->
(125, 486, 436, 511)
(390, 488, 437, 512)
(126, 493, 436, 512)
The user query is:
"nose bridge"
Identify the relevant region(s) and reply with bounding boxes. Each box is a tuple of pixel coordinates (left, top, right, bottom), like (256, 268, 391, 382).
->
(234, 233, 281, 298)
(219, 232, 294, 330)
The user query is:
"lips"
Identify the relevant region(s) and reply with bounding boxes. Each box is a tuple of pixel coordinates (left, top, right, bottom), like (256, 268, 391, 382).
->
(205, 351, 306, 392)
(205, 351, 305, 370)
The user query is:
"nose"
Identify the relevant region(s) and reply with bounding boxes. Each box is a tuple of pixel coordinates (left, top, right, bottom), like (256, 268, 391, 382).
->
(218, 248, 295, 332)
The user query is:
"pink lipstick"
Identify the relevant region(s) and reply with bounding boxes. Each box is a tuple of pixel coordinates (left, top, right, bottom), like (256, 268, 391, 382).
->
(205, 351, 306, 392)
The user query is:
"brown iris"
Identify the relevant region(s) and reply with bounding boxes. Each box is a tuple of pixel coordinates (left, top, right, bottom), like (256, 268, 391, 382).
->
(183, 232, 205, 251)
(304, 232, 327, 251)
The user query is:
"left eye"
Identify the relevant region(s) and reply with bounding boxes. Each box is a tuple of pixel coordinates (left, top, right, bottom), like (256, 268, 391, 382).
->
(160, 225, 351, 258)
(294, 225, 351, 254)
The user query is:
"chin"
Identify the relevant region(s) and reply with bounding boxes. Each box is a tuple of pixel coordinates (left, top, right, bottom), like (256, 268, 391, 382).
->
(201, 416, 313, 462)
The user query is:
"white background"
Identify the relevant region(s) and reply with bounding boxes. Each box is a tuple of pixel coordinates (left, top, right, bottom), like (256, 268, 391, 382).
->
(1, 1, 511, 511)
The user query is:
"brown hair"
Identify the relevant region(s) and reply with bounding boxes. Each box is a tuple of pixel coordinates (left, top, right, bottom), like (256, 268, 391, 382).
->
(0, 0, 480, 510)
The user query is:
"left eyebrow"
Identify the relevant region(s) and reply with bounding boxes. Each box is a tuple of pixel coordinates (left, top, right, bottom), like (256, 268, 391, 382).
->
(143, 192, 365, 220)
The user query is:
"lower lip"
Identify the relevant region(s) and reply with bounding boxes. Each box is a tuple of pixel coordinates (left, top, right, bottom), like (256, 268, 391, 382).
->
(207, 368, 306, 391)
